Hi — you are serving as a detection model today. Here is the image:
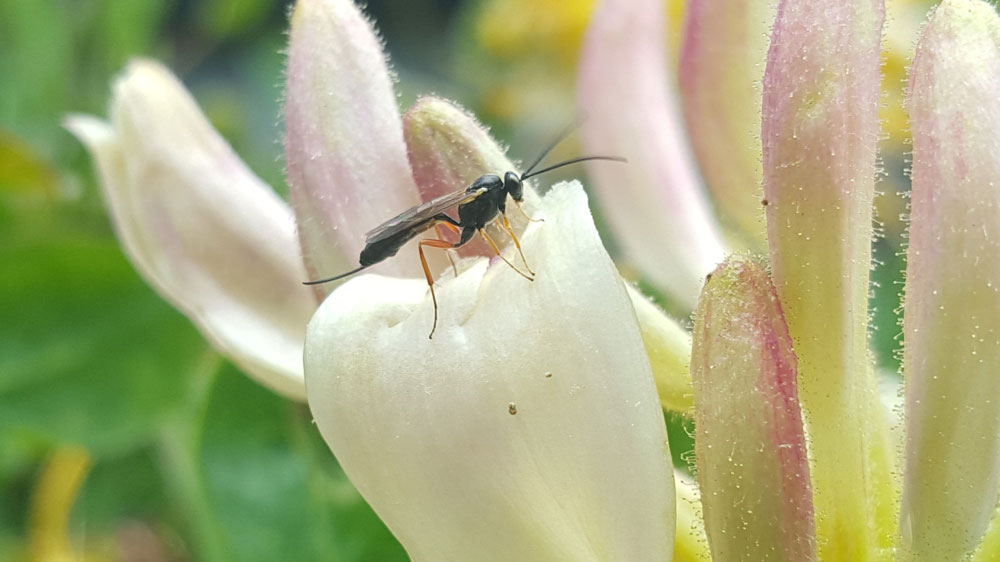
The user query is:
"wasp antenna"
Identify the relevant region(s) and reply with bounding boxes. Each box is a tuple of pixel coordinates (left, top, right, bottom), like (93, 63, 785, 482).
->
(522, 119, 585, 177)
(521, 155, 627, 181)
(303, 265, 369, 285)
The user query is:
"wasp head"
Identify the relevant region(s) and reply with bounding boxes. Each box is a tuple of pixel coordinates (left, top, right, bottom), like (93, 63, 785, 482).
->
(503, 171, 524, 202)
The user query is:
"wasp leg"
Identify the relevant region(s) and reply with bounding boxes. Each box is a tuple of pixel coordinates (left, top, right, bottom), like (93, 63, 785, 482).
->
(434, 222, 461, 276)
(478, 229, 534, 281)
(514, 200, 544, 223)
(418, 238, 463, 339)
(497, 212, 535, 276)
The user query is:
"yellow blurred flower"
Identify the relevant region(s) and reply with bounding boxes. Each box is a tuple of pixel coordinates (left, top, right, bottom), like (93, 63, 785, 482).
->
(469, 0, 688, 120)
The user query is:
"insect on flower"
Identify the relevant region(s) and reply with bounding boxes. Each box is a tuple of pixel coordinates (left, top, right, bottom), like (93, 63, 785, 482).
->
(304, 130, 625, 338)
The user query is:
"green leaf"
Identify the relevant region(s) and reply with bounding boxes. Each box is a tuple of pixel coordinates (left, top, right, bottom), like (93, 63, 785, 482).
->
(75, 446, 168, 529)
(0, 230, 207, 460)
(190, 365, 407, 562)
(198, 0, 273, 38)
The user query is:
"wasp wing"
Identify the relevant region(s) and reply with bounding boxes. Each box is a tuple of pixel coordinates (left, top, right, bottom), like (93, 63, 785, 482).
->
(365, 187, 488, 244)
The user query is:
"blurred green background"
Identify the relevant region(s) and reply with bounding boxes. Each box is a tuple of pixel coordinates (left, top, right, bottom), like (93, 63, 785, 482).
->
(0, 0, 923, 560)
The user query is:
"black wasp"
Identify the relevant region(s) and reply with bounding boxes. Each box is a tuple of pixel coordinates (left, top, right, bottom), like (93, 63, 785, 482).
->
(304, 129, 625, 338)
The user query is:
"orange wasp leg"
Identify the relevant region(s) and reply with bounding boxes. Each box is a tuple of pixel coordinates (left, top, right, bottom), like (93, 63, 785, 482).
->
(418, 237, 463, 339)
(513, 200, 544, 223)
(435, 221, 461, 276)
(497, 212, 536, 276)
(478, 229, 534, 282)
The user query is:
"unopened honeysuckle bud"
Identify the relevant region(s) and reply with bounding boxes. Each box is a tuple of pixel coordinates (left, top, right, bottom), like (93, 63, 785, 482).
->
(762, 0, 895, 557)
(692, 256, 816, 562)
(402, 96, 531, 261)
(305, 183, 675, 562)
(403, 96, 520, 202)
(679, 0, 776, 248)
(900, 1, 1000, 559)
(578, 0, 726, 309)
(286, 0, 422, 285)
(65, 60, 314, 400)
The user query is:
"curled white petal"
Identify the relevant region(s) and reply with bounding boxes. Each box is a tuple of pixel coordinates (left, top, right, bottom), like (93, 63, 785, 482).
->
(66, 59, 314, 400)
(306, 182, 675, 561)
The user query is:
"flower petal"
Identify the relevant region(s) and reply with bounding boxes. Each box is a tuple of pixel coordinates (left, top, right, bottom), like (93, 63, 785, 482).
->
(762, 0, 896, 557)
(627, 285, 695, 413)
(402, 97, 697, 413)
(973, 516, 1000, 562)
(900, 1, 1000, 559)
(285, 0, 421, 284)
(578, 0, 726, 309)
(306, 182, 675, 561)
(65, 60, 314, 400)
(674, 473, 711, 562)
(679, 0, 777, 248)
(692, 256, 816, 561)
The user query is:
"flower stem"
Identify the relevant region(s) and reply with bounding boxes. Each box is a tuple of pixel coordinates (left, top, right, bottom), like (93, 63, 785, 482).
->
(157, 349, 233, 562)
